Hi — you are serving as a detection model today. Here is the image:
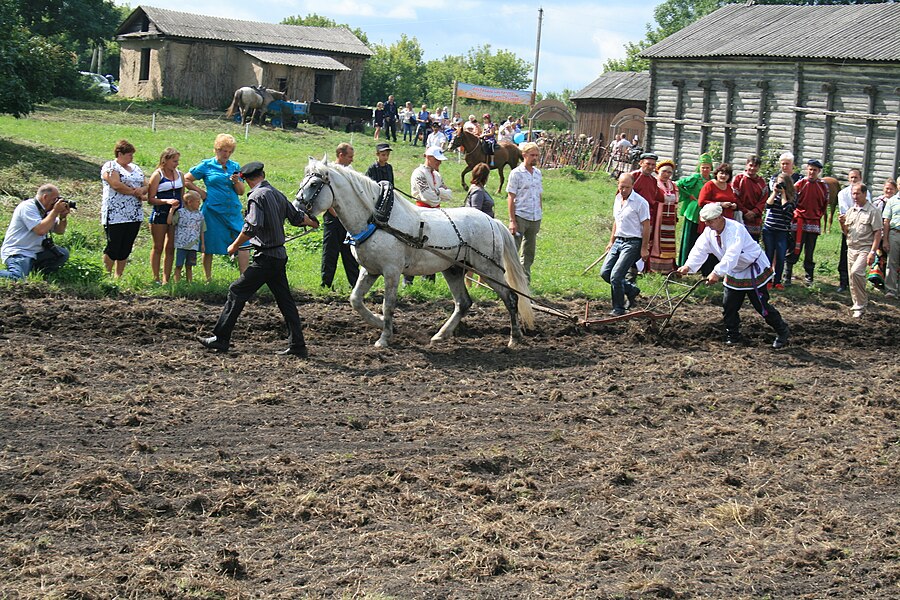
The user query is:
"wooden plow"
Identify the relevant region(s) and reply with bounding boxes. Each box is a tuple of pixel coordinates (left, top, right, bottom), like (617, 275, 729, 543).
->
(579, 272, 703, 332)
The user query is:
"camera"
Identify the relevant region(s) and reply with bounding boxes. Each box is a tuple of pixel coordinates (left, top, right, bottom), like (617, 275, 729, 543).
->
(776, 182, 785, 190)
(56, 197, 77, 210)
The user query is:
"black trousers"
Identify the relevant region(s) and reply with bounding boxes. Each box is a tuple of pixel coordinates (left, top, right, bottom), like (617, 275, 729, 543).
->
(722, 285, 788, 336)
(785, 231, 818, 281)
(385, 118, 397, 142)
(321, 215, 359, 288)
(213, 254, 305, 349)
(838, 233, 849, 288)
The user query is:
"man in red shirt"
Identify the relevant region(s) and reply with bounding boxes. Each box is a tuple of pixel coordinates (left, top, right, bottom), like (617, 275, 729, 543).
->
(630, 153, 665, 272)
(733, 155, 769, 242)
(785, 159, 830, 285)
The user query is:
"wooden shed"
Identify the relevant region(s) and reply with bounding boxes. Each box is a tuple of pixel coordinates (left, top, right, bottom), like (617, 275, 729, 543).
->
(641, 3, 900, 183)
(115, 5, 372, 109)
(570, 71, 649, 145)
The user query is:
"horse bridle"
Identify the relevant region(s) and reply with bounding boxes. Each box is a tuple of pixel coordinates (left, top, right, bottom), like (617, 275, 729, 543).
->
(296, 170, 334, 213)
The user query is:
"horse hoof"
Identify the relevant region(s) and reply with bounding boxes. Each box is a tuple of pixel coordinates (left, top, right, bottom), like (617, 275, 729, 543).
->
(430, 335, 448, 345)
(374, 339, 390, 349)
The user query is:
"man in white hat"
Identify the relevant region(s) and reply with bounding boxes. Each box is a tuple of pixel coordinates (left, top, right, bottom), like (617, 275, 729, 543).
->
(677, 203, 791, 348)
(406, 146, 453, 284)
(411, 147, 452, 209)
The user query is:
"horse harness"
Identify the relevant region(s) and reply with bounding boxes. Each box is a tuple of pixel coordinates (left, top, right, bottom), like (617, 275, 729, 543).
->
(297, 170, 504, 273)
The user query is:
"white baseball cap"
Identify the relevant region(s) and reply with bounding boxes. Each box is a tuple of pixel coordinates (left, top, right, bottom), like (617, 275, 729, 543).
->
(424, 146, 447, 161)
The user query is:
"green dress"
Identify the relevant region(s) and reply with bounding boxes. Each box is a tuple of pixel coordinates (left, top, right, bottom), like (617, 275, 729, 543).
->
(676, 173, 710, 266)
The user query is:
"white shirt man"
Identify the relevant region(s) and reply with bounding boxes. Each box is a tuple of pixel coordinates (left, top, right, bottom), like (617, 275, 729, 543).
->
(678, 203, 790, 348)
(411, 147, 452, 208)
(425, 125, 448, 151)
(600, 173, 649, 315)
(507, 142, 543, 281)
(1, 184, 70, 280)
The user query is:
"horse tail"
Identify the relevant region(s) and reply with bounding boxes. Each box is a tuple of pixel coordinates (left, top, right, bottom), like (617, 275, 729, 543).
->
(500, 225, 535, 329)
(225, 89, 241, 118)
(511, 144, 524, 168)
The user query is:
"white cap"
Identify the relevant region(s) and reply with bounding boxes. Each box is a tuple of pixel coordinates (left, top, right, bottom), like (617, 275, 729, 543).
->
(699, 203, 723, 222)
(425, 146, 447, 161)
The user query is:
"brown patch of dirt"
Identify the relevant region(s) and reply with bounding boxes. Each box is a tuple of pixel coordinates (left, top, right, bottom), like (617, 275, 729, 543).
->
(1, 288, 898, 598)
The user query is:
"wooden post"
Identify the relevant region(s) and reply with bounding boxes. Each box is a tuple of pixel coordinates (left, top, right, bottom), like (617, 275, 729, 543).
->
(893, 87, 900, 179)
(755, 80, 769, 156)
(862, 85, 877, 183)
(821, 82, 836, 170)
(646, 62, 657, 150)
(791, 62, 803, 160)
(450, 80, 458, 126)
(672, 79, 685, 169)
(723, 80, 735, 164)
(698, 79, 712, 154)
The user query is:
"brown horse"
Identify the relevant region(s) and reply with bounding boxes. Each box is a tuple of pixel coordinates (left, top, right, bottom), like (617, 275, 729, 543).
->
(449, 127, 523, 193)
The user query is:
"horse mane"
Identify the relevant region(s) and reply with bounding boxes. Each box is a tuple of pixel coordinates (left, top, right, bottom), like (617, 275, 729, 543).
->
(317, 160, 380, 208)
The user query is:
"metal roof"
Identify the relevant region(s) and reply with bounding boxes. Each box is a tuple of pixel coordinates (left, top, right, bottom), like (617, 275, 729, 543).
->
(570, 71, 649, 102)
(240, 48, 350, 71)
(641, 3, 900, 62)
(117, 5, 373, 57)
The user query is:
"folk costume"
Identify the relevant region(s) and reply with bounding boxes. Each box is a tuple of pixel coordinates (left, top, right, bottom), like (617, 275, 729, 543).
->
(786, 172, 829, 284)
(630, 168, 665, 272)
(675, 153, 713, 266)
(648, 158, 678, 273)
(732, 171, 769, 240)
(697, 179, 738, 233)
(683, 204, 790, 347)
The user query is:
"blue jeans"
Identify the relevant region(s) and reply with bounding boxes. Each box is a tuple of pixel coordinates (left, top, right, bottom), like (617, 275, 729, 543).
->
(600, 237, 642, 312)
(0, 246, 69, 280)
(762, 228, 788, 284)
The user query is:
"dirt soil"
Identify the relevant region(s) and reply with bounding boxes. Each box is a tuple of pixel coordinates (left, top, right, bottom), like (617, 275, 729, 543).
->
(0, 287, 898, 599)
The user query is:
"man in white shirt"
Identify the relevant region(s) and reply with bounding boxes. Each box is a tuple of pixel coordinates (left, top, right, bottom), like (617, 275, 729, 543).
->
(407, 146, 452, 284)
(1, 184, 70, 280)
(600, 173, 650, 316)
(677, 203, 791, 348)
(835, 168, 870, 292)
(507, 142, 543, 282)
(425, 122, 448, 151)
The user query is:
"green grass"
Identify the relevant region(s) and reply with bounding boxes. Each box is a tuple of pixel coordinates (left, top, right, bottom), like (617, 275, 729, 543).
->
(0, 97, 847, 304)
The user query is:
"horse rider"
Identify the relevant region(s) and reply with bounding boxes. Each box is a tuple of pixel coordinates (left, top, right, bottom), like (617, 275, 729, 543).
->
(480, 114, 497, 167)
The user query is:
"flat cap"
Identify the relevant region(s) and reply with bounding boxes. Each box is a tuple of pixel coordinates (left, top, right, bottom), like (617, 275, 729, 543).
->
(807, 159, 824, 169)
(640, 152, 659, 161)
(239, 161, 265, 178)
(375, 143, 393, 153)
(699, 203, 723, 222)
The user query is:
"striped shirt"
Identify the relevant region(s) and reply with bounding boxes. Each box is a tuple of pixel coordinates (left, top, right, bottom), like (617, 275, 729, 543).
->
(763, 192, 795, 232)
(242, 180, 308, 259)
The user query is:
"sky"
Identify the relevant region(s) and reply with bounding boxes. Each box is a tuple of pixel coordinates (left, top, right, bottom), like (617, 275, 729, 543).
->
(115, 1, 657, 94)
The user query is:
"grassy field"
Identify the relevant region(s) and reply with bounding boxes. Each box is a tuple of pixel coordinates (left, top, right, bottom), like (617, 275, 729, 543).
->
(0, 97, 845, 304)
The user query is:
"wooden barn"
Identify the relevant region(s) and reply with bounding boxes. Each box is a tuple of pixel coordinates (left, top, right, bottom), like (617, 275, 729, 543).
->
(570, 71, 649, 145)
(115, 5, 372, 109)
(641, 2, 900, 184)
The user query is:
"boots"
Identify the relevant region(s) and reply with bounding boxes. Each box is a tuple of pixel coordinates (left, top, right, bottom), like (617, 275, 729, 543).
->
(772, 324, 790, 350)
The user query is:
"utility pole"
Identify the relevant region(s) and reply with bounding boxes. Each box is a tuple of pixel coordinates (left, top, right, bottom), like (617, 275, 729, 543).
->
(529, 7, 544, 140)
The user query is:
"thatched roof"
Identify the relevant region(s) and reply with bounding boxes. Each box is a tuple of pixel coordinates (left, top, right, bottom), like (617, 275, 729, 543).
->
(641, 3, 900, 62)
(117, 5, 373, 57)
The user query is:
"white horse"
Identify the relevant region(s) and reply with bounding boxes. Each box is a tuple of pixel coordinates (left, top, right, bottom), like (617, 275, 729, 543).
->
(295, 158, 535, 348)
(225, 87, 285, 126)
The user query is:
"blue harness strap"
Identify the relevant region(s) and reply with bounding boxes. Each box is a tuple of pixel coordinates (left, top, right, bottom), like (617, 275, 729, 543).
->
(348, 223, 377, 246)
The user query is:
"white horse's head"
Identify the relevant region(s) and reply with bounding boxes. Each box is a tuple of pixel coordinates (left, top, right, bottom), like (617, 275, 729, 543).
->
(295, 156, 335, 217)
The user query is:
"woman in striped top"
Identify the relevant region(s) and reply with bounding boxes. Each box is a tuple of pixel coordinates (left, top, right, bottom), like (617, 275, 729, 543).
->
(762, 172, 797, 289)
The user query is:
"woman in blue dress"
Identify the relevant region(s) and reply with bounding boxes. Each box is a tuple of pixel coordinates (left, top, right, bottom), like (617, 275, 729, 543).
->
(184, 134, 246, 281)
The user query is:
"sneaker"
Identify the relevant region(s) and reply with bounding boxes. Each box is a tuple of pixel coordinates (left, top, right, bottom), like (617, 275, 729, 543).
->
(766, 282, 773, 290)
(851, 309, 864, 319)
(199, 336, 229, 353)
(772, 325, 790, 350)
(885, 292, 897, 299)
(836, 286, 848, 293)
(608, 309, 627, 317)
(804, 275, 814, 285)
(625, 290, 641, 310)
(774, 284, 785, 290)
(725, 333, 743, 346)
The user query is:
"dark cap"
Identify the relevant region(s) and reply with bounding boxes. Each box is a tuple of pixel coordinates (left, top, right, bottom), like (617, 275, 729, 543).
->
(640, 152, 659, 161)
(375, 143, 393, 153)
(432, 121, 441, 127)
(807, 159, 823, 169)
(239, 161, 265, 178)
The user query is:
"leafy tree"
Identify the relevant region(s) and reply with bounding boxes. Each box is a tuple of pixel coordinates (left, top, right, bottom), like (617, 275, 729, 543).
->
(604, 0, 886, 72)
(281, 13, 369, 47)
(360, 35, 425, 106)
(15, 0, 120, 45)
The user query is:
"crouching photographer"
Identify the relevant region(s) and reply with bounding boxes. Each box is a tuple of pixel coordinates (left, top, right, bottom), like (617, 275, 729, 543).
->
(0, 184, 71, 280)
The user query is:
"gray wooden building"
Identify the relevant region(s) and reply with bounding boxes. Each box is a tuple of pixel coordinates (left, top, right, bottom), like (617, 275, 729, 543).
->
(116, 5, 372, 109)
(641, 2, 900, 183)
(570, 71, 649, 145)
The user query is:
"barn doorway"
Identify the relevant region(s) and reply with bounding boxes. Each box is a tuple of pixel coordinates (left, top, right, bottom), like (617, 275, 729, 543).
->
(314, 73, 334, 103)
